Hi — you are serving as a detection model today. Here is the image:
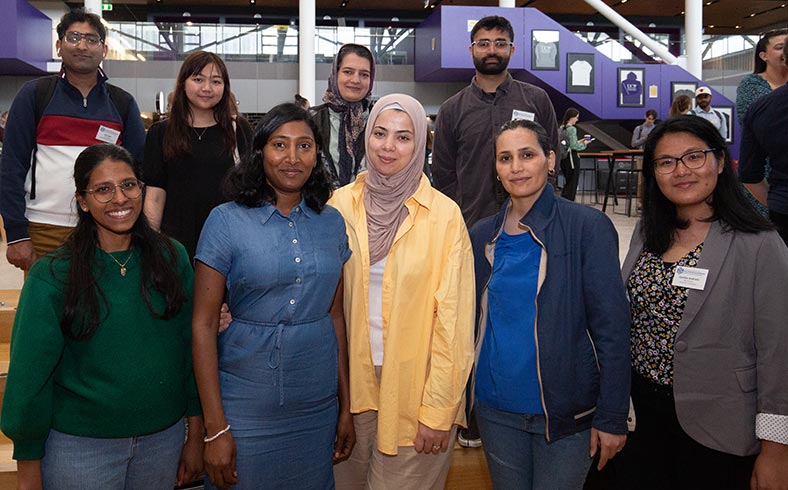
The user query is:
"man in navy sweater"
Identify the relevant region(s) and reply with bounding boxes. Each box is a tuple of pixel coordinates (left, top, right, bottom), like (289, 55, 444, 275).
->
(0, 8, 144, 271)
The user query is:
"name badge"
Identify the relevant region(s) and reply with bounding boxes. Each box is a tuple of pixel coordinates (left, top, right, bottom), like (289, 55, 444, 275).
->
(671, 266, 709, 290)
(512, 110, 535, 122)
(96, 125, 121, 144)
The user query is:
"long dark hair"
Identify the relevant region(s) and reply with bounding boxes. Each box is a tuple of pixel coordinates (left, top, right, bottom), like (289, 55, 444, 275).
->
(640, 116, 773, 254)
(561, 107, 580, 127)
(753, 29, 788, 74)
(669, 95, 691, 117)
(223, 103, 332, 212)
(57, 144, 187, 340)
(164, 51, 236, 160)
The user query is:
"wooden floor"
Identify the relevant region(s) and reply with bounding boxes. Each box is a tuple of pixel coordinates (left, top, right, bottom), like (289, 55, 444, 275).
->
(446, 445, 493, 489)
(0, 446, 491, 490)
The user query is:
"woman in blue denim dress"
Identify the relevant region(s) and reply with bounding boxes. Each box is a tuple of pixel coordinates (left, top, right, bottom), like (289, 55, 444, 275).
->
(191, 103, 354, 489)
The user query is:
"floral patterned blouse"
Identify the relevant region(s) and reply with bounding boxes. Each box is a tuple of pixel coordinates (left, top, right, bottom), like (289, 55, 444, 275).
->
(627, 243, 704, 386)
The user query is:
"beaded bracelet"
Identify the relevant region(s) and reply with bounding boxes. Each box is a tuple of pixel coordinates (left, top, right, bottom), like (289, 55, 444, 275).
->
(204, 424, 231, 443)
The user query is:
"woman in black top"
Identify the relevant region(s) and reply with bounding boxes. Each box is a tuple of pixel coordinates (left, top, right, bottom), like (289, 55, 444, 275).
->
(143, 51, 252, 259)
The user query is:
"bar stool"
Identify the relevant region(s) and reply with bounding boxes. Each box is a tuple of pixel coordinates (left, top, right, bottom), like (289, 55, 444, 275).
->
(612, 153, 642, 217)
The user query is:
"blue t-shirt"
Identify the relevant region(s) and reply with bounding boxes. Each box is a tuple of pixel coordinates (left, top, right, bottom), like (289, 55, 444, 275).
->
(475, 230, 543, 414)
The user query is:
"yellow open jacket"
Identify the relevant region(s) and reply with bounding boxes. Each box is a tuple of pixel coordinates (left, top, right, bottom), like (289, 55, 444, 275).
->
(329, 172, 475, 455)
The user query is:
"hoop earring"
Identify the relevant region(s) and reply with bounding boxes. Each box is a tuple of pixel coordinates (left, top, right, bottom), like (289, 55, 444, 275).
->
(548, 168, 556, 176)
(496, 175, 501, 181)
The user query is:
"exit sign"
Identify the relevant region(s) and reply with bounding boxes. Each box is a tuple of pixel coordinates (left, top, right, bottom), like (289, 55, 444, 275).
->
(101, 3, 113, 10)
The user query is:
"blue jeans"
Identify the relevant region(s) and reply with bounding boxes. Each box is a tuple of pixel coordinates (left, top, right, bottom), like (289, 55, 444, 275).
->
(41, 420, 184, 490)
(476, 402, 592, 490)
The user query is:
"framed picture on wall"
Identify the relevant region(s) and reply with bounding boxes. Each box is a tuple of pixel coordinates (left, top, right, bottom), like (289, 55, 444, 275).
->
(671, 81, 698, 109)
(566, 53, 595, 93)
(532, 30, 560, 70)
(618, 68, 645, 107)
(716, 106, 733, 143)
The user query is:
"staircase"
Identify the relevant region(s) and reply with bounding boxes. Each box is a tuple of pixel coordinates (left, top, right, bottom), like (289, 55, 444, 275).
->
(0, 289, 19, 489)
(415, 6, 740, 158)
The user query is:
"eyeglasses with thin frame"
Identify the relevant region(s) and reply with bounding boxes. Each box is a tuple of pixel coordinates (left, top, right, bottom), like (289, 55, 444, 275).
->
(471, 39, 513, 50)
(84, 180, 144, 203)
(653, 149, 718, 174)
(63, 31, 104, 48)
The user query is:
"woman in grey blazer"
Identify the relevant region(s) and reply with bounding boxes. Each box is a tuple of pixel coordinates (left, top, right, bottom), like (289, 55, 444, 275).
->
(615, 116, 788, 490)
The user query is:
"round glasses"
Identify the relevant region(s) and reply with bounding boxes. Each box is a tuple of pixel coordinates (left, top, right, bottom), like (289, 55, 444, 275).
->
(653, 149, 717, 174)
(63, 31, 104, 48)
(85, 180, 144, 203)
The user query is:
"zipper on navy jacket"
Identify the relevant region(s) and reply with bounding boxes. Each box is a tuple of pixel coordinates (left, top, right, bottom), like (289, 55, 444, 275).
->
(522, 224, 551, 442)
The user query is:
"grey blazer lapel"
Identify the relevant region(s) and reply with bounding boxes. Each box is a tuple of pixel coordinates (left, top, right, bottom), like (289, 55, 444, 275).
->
(621, 221, 643, 284)
(676, 220, 733, 338)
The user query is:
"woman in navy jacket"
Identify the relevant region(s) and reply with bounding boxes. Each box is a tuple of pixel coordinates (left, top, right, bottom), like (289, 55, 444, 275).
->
(469, 119, 631, 489)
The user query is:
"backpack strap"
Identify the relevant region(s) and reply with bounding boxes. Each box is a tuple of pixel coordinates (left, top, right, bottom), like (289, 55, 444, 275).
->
(30, 75, 60, 199)
(106, 83, 131, 123)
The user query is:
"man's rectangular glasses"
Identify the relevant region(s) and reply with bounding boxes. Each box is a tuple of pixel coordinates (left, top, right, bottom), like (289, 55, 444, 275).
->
(471, 39, 513, 50)
(64, 31, 104, 47)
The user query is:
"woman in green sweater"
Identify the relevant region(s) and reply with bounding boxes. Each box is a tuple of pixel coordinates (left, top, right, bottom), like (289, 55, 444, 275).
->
(559, 107, 588, 202)
(1, 144, 203, 490)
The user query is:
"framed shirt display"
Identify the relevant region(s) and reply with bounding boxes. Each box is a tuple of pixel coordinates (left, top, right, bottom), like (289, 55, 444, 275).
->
(566, 53, 595, 94)
(619, 68, 645, 107)
(532, 30, 559, 70)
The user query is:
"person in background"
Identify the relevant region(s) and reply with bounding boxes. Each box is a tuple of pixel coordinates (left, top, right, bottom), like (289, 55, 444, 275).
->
(143, 51, 252, 261)
(0, 110, 8, 143)
(330, 93, 475, 489)
(736, 29, 788, 125)
(0, 8, 145, 272)
(432, 15, 559, 227)
(692, 87, 727, 140)
(310, 43, 376, 188)
(740, 39, 788, 245)
(631, 109, 657, 150)
(294, 94, 310, 110)
(191, 104, 353, 489)
(735, 29, 788, 218)
(1, 144, 202, 490)
(559, 107, 588, 202)
(616, 116, 788, 490)
(669, 95, 692, 117)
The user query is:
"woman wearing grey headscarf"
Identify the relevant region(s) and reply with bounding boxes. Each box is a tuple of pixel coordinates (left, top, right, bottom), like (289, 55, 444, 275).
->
(329, 93, 475, 490)
(310, 44, 376, 187)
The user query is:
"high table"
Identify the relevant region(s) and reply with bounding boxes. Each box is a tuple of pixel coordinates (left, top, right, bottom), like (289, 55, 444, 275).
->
(577, 151, 614, 208)
(587, 149, 643, 214)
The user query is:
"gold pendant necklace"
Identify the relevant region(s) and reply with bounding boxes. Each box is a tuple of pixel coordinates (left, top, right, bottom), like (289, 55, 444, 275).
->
(103, 248, 133, 276)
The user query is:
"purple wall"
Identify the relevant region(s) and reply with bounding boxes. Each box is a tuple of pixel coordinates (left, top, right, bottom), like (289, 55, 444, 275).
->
(0, 0, 51, 75)
(416, 6, 739, 157)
